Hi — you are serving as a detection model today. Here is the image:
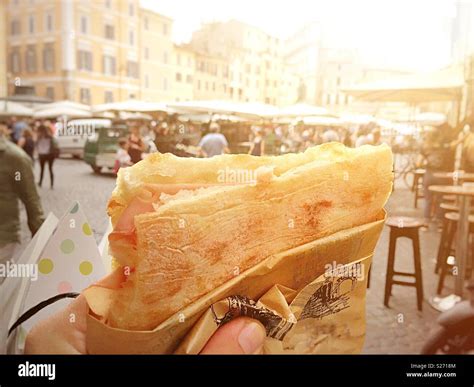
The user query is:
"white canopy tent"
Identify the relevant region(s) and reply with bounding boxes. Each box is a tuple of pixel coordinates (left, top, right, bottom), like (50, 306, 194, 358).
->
(342, 67, 464, 103)
(33, 100, 92, 119)
(92, 100, 173, 114)
(273, 103, 334, 118)
(0, 100, 33, 116)
(167, 100, 278, 119)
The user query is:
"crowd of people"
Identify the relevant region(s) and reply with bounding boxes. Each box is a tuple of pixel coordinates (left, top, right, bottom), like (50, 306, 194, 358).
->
(418, 117, 474, 228)
(1, 117, 58, 189)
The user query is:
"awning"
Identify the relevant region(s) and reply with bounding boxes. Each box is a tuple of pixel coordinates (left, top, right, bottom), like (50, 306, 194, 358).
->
(167, 100, 278, 119)
(33, 100, 92, 119)
(92, 100, 172, 114)
(274, 103, 335, 118)
(0, 100, 33, 116)
(342, 67, 464, 103)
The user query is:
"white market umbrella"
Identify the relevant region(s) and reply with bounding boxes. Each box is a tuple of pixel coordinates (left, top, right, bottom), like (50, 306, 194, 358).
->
(93, 100, 172, 113)
(275, 103, 333, 118)
(167, 100, 278, 119)
(33, 100, 92, 119)
(119, 111, 153, 121)
(33, 107, 92, 119)
(35, 100, 91, 112)
(342, 66, 464, 103)
(340, 113, 376, 125)
(0, 100, 33, 116)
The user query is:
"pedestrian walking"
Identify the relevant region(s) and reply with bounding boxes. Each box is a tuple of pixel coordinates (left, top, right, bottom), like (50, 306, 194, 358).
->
(17, 128, 35, 161)
(37, 125, 58, 189)
(249, 127, 265, 156)
(198, 122, 229, 157)
(128, 126, 145, 164)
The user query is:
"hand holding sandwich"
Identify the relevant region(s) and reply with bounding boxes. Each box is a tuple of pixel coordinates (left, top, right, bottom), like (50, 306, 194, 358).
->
(24, 270, 266, 355)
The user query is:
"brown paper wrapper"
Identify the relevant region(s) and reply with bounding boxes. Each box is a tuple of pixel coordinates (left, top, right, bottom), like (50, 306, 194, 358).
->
(86, 211, 385, 354)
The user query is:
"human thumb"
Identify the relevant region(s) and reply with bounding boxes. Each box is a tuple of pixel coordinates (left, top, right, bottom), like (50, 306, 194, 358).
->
(200, 317, 266, 354)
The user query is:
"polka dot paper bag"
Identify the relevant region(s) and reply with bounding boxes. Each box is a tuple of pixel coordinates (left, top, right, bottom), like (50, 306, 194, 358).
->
(14, 201, 105, 350)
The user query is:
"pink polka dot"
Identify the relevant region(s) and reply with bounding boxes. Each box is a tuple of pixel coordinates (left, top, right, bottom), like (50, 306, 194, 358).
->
(57, 281, 72, 293)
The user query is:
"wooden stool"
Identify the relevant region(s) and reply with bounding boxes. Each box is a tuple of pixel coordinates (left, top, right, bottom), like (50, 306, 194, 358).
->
(435, 204, 474, 274)
(413, 169, 425, 209)
(384, 217, 424, 311)
(436, 212, 474, 294)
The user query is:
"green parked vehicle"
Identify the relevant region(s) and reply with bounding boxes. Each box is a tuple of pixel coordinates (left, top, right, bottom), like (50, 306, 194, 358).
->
(83, 120, 129, 174)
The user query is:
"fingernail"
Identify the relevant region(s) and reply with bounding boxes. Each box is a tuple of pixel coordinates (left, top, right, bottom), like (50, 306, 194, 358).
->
(238, 321, 266, 354)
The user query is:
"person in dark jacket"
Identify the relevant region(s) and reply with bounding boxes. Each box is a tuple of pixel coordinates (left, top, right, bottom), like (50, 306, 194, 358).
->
(0, 123, 44, 282)
(36, 125, 57, 188)
(17, 128, 35, 161)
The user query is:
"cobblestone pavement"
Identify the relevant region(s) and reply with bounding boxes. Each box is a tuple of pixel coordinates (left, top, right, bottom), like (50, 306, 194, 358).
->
(18, 158, 447, 354)
(19, 157, 116, 246)
(363, 178, 446, 354)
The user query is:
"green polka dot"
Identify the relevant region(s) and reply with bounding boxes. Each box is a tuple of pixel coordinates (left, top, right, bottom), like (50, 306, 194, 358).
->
(79, 261, 93, 276)
(38, 258, 54, 274)
(60, 239, 75, 254)
(82, 223, 92, 236)
(70, 203, 79, 213)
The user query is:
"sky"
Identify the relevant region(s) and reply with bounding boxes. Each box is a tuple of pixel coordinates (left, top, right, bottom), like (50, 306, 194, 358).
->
(141, 0, 472, 72)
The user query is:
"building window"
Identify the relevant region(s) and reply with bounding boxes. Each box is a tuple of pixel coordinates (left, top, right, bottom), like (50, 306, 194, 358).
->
(10, 49, 21, 73)
(273, 80, 277, 87)
(197, 80, 201, 90)
(128, 2, 134, 16)
(144, 17, 148, 30)
(103, 55, 116, 75)
(105, 0, 111, 8)
(28, 15, 35, 34)
(104, 91, 114, 103)
(176, 54, 181, 66)
(45, 12, 53, 32)
(43, 43, 55, 72)
(80, 15, 88, 34)
(11, 19, 21, 35)
(255, 66, 260, 75)
(163, 23, 168, 35)
(25, 46, 37, 73)
(126, 61, 139, 78)
(187, 56, 192, 67)
(46, 87, 54, 100)
(80, 88, 91, 104)
(163, 51, 168, 64)
(77, 50, 93, 71)
(186, 74, 192, 83)
(105, 24, 115, 40)
(144, 74, 149, 88)
(245, 64, 251, 73)
(212, 82, 216, 91)
(205, 81, 209, 91)
(176, 72, 182, 82)
(223, 84, 227, 93)
(129, 30, 134, 45)
(144, 47, 149, 60)
(163, 77, 168, 90)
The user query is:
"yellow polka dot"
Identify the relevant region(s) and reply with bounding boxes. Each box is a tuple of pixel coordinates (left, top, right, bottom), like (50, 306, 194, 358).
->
(82, 223, 92, 236)
(38, 258, 54, 274)
(79, 261, 93, 276)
